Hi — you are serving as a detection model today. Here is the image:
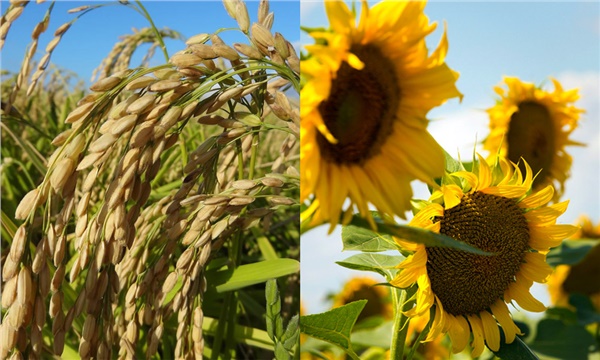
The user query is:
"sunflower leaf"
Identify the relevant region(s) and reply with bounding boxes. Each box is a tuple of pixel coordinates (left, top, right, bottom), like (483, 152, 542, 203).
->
(528, 318, 597, 360)
(492, 332, 539, 360)
(443, 148, 465, 173)
(336, 253, 402, 279)
(349, 215, 492, 255)
(568, 294, 600, 326)
(546, 239, 596, 266)
(350, 320, 393, 348)
(341, 224, 399, 252)
(300, 301, 366, 360)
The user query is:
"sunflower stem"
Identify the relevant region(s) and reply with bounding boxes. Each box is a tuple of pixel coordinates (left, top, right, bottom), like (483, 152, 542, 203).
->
(390, 287, 412, 360)
(406, 319, 429, 360)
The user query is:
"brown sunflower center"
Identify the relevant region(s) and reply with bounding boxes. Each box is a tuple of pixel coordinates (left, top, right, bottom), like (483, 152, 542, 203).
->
(316, 44, 400, 164)
(426, 192, 530, 316)
(342, 285, 389, 322)
(563, 244, 600, 296)
(507, 101, 555, 188)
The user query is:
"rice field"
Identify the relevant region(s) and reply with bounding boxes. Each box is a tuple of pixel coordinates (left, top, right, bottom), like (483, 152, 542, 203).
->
(1, 1, 299, 358)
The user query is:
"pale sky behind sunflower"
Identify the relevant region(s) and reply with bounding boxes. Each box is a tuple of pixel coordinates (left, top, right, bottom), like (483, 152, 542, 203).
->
(300, 1, 600, 315)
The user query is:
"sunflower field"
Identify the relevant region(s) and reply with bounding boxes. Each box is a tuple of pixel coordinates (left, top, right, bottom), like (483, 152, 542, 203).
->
(300, 1, 600, 360)
(1, 0, 299, 359)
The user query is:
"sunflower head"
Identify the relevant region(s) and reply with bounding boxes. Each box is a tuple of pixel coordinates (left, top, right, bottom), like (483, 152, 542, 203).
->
(484, 77, 584, 202)
(332, 276, 392, 322)
(301, 0, 462, 230)
(391, 154, 577, 357)
(548, 217, 600, 311)
(569, 216, 600, 240)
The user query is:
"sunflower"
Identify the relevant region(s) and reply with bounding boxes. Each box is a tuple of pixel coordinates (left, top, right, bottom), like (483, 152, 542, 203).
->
(301, 0, 462, 230)
(484, 77, 584, 201)
(332, 276, 393, 322)
(390, 155, 577, 357)
(404, 315, 450, 360)
(547, 216, 600, 310)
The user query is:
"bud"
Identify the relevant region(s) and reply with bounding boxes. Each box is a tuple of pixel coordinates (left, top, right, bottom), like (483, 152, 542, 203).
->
(251, 23, 275, 48)
(262, 12, 274, 30)
(233, 43, 262, 60)
(258, 0, 269, 24)
(222, 0, 240, 19)
(235, 2, 249, 33)
(274, 33, 289, 59)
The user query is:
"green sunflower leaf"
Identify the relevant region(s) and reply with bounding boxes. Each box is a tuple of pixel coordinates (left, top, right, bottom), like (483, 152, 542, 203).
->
(492, 333, 539, 360)
(350, 320, 393, 348)
(569, 294, 600, 326)
(528, 318, 597, 360)
(300, 301, 367, 360)
(336, 253, 403, 279)
(341, 224, 399, 252)
(443, 148, 465, 174)
(349, 215, 491, 255)
(546, 239, 596, 266)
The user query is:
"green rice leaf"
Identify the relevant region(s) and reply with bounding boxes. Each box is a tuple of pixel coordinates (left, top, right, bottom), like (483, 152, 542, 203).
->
(216, 259, 299, 292)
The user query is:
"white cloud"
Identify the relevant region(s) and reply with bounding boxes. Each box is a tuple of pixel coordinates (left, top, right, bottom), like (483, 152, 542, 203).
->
(556, 71, 600, 223)
(428, 107, 490, 158)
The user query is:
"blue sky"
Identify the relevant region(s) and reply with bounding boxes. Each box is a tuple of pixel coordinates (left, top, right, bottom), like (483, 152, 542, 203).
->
(1, 1, 300, 83)
(301, 1, 600, 314)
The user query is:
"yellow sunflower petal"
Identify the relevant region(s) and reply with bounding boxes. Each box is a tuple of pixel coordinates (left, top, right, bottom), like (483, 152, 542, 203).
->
(412, 274, 434, 315)
(324, 0, 354, 35)
(428, 22, 449, 67)
(424, 299, 445, 342)
(356, 0, 369, 36)
(529, 224, 579, 251)
(525, 201, 569, 226)
(397, 247, 427, 269)
(519, 185, 554, 208)
(412, 203, 444, 227)
(480, 310, 500, 351)
(348, 166, 395, 218)
(346, 53, 365, 70)
(301, 198, 320, 224)
(520, 252, 553, 283)
(447, 315, 470, 354)
(506, 276, 546, 312)
(441, 185, 463, 209)
(480, 183, 529, 199)
(467, 315, 485, 358)
(490, 300, 522, 343)
(475, 154, 493, 190)
(390, 269, 419, 289)
(451, 171, 478, 190)
(328, 165, 347, 225)
(392, 250, 427, 287)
